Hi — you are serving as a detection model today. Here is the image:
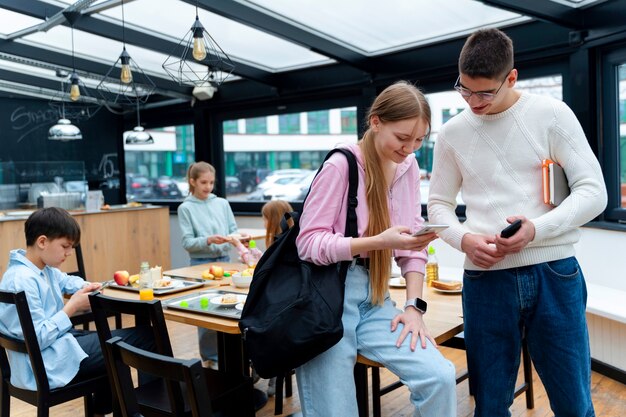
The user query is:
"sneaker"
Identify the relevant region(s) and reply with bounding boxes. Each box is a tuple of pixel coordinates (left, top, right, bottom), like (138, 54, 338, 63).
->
(267, 377, 276, 396)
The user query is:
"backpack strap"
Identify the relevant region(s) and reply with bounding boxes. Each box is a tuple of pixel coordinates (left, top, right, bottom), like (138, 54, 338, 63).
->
(302, 148, 359, 239)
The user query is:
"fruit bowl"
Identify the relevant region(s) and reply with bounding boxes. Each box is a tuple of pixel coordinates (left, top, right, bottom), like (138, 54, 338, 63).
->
(231, 272, 253, 288)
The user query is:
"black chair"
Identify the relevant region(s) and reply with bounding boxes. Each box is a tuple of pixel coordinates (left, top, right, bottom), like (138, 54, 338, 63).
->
(89, 292, 255, 417)
(105, 336, 214, 417)
(0, 290, 108, 417)
(67, 244, 122, 330)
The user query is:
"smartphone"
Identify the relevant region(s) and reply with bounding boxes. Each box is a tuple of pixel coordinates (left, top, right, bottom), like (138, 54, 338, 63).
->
(412, 225, 449, 236)
(500, 219, 522, 239)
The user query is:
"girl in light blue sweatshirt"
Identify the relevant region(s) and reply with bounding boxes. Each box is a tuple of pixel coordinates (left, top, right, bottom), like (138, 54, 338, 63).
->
(177, 161, 239, 365)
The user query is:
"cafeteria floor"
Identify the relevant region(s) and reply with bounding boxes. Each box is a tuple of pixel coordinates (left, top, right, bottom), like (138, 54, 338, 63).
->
(9, 318, 626, 417)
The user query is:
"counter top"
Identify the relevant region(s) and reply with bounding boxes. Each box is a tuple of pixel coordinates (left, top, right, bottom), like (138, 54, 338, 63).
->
(0, 203, 161, 222)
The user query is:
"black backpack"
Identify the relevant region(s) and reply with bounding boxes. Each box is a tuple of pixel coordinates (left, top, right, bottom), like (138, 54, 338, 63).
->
(239, 148, 359, 378)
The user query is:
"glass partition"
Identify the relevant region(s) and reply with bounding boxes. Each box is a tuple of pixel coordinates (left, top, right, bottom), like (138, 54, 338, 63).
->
(0, 161, 86, 210)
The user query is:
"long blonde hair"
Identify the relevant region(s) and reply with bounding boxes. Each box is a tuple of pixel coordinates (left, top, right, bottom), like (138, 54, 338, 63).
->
(186, 162, 215, 195)
(362, 81, 431, 305)
(262, 200, 294, 248)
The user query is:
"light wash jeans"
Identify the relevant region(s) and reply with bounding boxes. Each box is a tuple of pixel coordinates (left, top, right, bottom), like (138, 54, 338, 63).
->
(463, 257, 595, 417)
(190, 255, 230, 362)
(296, 264, 456, 417)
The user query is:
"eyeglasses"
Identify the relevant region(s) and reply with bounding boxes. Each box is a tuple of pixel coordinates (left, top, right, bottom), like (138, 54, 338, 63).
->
(454, 72, 509, 102)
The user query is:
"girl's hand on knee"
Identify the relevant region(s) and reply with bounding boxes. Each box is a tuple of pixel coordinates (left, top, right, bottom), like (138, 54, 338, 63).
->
(391, 310, 437, 351)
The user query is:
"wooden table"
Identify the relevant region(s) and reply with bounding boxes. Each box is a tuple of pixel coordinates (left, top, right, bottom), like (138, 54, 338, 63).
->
(110, 263, 464, 385)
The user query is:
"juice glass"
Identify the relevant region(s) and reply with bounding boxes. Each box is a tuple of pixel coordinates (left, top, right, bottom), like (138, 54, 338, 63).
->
(139, 288, 154, 300)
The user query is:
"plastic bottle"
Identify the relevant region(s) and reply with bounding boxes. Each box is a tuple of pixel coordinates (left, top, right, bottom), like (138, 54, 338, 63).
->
(242, 240, 263, 268)
(139, 261, 153, 300)
(425, 246, 439, 287)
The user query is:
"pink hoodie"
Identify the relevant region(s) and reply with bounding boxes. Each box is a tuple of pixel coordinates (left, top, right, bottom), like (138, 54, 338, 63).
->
(296, 143, 428, 276)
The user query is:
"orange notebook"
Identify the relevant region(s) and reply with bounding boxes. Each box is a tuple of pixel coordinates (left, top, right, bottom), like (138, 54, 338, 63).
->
(542, 159, 569, 206)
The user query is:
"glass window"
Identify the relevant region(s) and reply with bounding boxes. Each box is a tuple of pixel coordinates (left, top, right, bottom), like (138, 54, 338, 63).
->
(223, 120, 239, 134)
(341, 109, 357, 134)
(123, 124, 194, 201)
(307, 111, 330, 134)
(617, 64, 626, 208)
(279, 113, 300, 134)
(223, 107, 357, 201)
(245, 117, 267, 134)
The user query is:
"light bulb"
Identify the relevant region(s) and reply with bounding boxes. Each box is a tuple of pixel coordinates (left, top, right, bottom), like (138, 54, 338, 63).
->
(69, 83, 80, 101)
(120, 64, 133, 84)
(119, 48, 133, 84)
(192, 36, 207, 61)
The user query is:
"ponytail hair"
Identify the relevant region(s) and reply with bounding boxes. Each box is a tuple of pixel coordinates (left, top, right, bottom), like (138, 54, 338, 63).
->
(187, 162, 215, 195)
(362, 81, 431, 305)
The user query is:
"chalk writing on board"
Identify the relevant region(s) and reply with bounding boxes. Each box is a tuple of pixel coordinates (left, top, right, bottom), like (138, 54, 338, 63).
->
(98, 153, 119, 179)
(10, 106, 59, 143)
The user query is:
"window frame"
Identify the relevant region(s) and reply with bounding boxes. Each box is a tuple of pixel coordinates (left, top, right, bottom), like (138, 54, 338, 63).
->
(600, 47, 626, 222)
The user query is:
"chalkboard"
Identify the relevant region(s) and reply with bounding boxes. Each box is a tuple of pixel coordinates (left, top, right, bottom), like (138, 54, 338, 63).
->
(0, 96, 123, 196)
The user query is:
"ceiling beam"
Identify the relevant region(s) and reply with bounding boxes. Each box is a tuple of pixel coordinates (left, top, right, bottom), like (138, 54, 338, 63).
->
(478, 0, 584, 29)
(0, 40, 192, 101)
(0, 0, 276, 87)
(185, 0, 373, 73)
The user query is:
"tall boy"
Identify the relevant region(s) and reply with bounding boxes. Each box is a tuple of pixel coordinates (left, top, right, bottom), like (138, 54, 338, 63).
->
(428, 29, 606, 416)
(0, 207, 154, 416)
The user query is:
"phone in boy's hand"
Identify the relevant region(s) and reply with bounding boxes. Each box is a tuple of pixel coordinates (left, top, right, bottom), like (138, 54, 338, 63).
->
(500, 219, 522, 239)
(412, 225, 449, 236)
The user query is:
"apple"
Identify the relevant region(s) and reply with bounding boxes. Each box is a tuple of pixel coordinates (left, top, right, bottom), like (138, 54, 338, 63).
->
(113, 270, 130, 286)
(209, 265, 224, 278)
(201, 270, 215, 280)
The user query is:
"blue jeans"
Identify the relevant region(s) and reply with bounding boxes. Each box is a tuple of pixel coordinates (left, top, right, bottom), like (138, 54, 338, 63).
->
(296, 265, 456, 417)
(462, 257, 595, 417)
(190, 256, 230, 362)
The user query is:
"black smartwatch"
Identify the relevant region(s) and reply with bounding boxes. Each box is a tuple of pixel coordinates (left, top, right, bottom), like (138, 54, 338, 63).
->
(404, 297, 427, 314)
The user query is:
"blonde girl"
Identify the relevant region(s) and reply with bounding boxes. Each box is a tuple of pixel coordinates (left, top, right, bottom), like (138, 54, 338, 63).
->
(295, 81, 456, 417)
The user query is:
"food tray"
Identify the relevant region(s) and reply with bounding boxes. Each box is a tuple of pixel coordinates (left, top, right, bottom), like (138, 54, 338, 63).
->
(110, 278, 203, 295)
(163, 290, 246, 320)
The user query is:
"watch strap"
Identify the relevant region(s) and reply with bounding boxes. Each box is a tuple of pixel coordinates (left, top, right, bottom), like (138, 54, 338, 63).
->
(404, 297, 427, 314)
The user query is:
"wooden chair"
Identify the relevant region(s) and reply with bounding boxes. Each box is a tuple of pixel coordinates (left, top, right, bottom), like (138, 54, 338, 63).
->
(67, 244, 122, 330)
(104, 336, 213, 417)
(89, 292, 255, 417)
(0, 290, 108, 417)
(354, 333, 534, 417)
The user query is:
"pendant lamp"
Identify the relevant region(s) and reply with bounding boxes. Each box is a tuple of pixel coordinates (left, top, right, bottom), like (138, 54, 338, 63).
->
(124, 100, 153, 144)
(162, 1, 234, 87)
(49, 13, 100, 121)
(48, 88, 82, 141)
(96, 0, 155, 106)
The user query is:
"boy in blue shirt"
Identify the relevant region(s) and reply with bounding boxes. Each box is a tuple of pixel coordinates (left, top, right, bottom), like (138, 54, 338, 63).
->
(0, 207, 155, 416)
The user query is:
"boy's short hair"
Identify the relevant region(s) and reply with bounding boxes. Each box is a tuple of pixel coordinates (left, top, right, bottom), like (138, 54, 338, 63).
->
(25, 207, 81, 247)
(459, 28, 514, 80)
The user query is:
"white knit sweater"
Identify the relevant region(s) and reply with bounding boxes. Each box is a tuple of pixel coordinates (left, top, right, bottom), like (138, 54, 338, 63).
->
(427, 92, 607, 270)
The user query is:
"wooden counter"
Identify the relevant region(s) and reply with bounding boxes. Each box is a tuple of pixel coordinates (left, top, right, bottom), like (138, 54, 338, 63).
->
(0, 205, 170, 282)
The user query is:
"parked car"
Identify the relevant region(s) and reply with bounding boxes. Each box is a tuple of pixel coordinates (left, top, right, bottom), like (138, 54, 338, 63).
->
(153, 176, 183, 199)
(238, 168, 272, 193)
(225, 176, 241, 194)
(263, 170, 317, 201)
(126, 174, 154, 200)
(247, 170, 312, 200)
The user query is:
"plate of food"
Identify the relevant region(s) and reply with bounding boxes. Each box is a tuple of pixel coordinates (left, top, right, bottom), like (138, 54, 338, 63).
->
(389, 277, 406, 288)
(431, 280, 463, 294)
(153, 277, 184, 290)
(210, 293, 247, 306)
